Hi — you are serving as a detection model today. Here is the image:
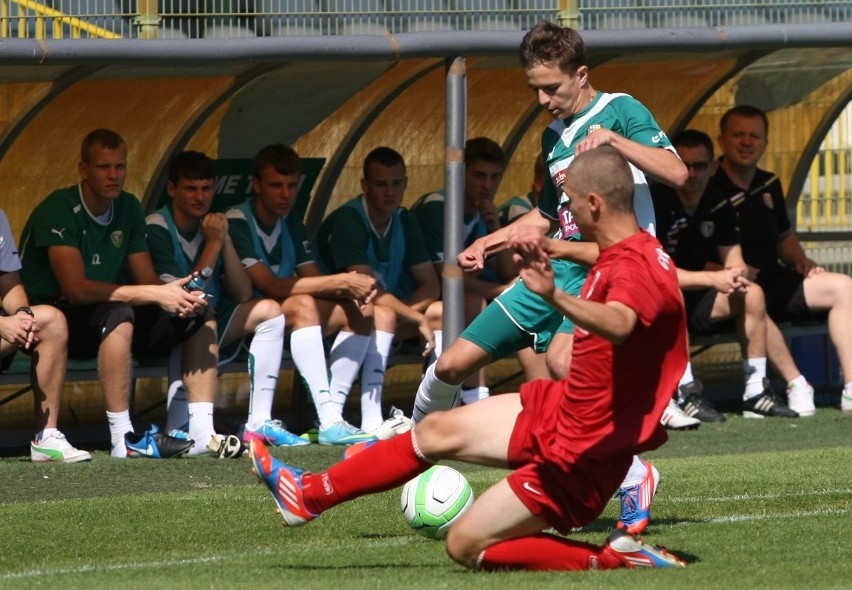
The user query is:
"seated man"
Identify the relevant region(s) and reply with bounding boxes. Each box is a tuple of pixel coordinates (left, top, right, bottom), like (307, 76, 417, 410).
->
(249, 146, 688, 572)
(19, 129, 221, 458)
(711, 105, 852, 414)
(0, 208, 90, 463)
(315, 146, 439, 433)
(410, 137, 517, 403)
(653, 129, 799, 420)
(498, 151, 544, 227)
(226, 144, 378, 445)
(146, 150, 306, 447)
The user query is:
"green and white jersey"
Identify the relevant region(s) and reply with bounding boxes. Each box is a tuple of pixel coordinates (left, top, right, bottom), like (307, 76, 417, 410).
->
(498, 193, 535, 227)
(146, 205, 229, 307)
(315, 196, 429, 297)
(539, 92, 676, 239)
(19, 185, 148, 304)
(226, 198, 313, 279)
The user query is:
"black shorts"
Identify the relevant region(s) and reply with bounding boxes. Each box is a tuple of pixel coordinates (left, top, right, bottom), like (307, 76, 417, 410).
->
(60, 302, 215, 360)
(757, 268, 826, 323)
(683, 289, 736, 336)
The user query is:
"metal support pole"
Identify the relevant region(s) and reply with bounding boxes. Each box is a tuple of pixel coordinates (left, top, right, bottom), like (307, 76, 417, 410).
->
(442, 55, 466, 347)
(559, 0, 580, 30)
(134, 0, 161, 39)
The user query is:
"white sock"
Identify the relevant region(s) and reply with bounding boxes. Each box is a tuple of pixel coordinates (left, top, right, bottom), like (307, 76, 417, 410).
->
(290, 326, 338, 429)
(188, 401, 215, 455)
(360, 330, 394, 432)
(33, 428, 57, 443)
(165, 347, 189, 432)
(106, 410, 133, 458)
(619, 456, 648, 489)
(787, 374, 808, 390)
(246, 315, 285, 430)
(460, 386, 490, 405)
(678, 362, 694, 388)
(328, 331, 370, 415)
(433, 330, 443, 358)
(412, 362, 460, 423)
(743, 357, 768, 399)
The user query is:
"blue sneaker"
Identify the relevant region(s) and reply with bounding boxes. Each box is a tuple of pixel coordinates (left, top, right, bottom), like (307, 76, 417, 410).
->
(602, 529, 685, 568)
(125, 424, 193, 459)
(244, 420, 310, 447)
(318, 420, 377, 446)
(615, 460, 659, 535)
(249, 440, 317, 526)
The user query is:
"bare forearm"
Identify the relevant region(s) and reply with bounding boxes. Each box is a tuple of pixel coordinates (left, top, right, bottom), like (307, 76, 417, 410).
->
(545, 238, 599, 267)
(373, 291, 425, 325)
(544, 288, 634, 343)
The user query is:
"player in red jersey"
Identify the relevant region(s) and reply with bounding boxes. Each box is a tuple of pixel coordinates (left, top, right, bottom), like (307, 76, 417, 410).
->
(250, 146, 688, 571)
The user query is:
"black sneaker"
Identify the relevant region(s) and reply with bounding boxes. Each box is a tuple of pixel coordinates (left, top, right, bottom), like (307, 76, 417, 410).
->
(743, 379, 799, 418)
(125, 424, 194, 458)
(678, 380, 725, 422)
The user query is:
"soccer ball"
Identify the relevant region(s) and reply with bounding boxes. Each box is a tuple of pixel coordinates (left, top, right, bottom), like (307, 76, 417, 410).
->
(401, 465, 474, 539)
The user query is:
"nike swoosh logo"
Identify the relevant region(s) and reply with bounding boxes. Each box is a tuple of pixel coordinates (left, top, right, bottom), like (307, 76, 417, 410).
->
(523, 481, 542, 496)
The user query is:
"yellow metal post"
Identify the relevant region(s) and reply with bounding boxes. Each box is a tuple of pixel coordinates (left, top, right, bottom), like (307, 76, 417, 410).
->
(558, 0, 579, 30)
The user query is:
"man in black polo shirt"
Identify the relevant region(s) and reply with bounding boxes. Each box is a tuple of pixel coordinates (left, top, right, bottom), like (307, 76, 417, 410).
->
(711, 105, 852, 415)
(653, 129, 800, 419)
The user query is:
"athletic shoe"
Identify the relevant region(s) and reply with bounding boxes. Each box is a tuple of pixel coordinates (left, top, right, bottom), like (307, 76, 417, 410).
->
(743, 379, 799, 418)
(125, 424, 194, 458)
(786, 381, 816, 417)
(249, 439, 317, 526)
(31, 431, 92, 463)
(660, 398, 700, 430)
(678, 380, 725, 422)
(243, 420, 310, 447)
(842, 388, 852, 413)
(602, 529, 686, 568)
(341, 439, 377, 460)
(168, 428, 191, 441)
(318, 420, 377, 446)
(208, 433, 247, 458)
(371, 406, 413, 440)
(615, 460, 659, 535)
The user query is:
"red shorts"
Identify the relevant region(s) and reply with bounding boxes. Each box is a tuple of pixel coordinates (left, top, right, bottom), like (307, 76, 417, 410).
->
(506, 379, 632, 535)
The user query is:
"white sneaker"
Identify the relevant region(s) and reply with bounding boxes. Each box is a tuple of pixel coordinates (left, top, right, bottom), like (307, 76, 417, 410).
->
(786, 381, 816, 417)
(660, 398, 700, 430)
(841, 388, 852, 413)
(31, 431, 92, 463)
(371, 406, 413, 440)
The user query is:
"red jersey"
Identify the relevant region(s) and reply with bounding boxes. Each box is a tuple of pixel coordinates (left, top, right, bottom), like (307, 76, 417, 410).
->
(556, 230, 686, 458)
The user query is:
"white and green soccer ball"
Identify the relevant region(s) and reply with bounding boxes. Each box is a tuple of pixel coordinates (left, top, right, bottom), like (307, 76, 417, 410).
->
(401, 465, 475, 539)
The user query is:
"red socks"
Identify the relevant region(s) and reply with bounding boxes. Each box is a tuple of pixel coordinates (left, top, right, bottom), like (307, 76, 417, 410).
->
(302, 431, 430, 514)
(479, 533, 622, 571)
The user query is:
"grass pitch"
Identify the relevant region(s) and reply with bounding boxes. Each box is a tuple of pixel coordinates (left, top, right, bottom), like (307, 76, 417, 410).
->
(1, 408, 850, 590)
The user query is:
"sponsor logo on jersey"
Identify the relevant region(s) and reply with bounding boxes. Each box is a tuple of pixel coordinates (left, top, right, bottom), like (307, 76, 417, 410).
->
(587, 124, 602, 135)
(762, 193, 773, 209)
(699, 221, 715, 238)
(111, 230, 124, 248)
(651, 131, 668, 144)
(522, 481, 542, 496)
(51, 228, 66, 239)
(552, 168, 567, 188)
(91, 253, 101, 265)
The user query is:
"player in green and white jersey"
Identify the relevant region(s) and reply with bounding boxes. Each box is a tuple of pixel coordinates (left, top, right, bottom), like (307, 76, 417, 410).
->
(316, 146, 440, 433)
(147, 151, 307, 448)
(226, 144, 379, 446)
(19, 129, 222, 458)
(414, 22, 687, 416)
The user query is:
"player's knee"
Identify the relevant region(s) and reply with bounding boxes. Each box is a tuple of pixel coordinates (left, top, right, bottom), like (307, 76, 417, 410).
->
(256, 298, 283, 322)
(372, 304, 396, 332)
(444, 523, 481, 570)
(33, 305, 68, 343)
(281, 294, 319, 327)
(434, 354, 468, 384)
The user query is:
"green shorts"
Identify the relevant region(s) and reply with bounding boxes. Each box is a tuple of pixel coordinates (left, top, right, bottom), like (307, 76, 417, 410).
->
(460, 259, 588, 357)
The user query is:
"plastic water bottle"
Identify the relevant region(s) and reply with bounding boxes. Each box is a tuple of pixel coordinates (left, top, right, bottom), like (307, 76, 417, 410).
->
(184, 266, 213, 293)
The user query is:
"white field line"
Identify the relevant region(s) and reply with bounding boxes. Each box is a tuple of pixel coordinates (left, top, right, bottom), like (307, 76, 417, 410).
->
(663, 487, 852, 504)
(3, 488, 849, 580)
(0, 538, 419, 580)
